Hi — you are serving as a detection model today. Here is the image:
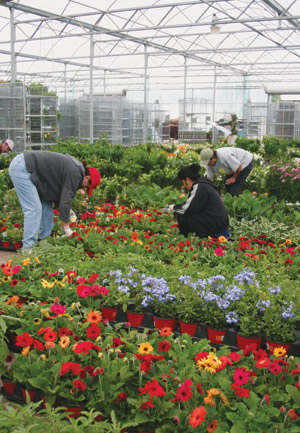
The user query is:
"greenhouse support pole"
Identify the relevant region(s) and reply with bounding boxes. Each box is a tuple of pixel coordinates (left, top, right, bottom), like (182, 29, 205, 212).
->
(89, 33, 94, 144)
(103, 70, 106, 97)
(10, 8, 16, 82)
(183, 57, 187, 133)
(64, 63, 67, 101)
(143, 45, 148, 144)
(212, 66, 217, 143)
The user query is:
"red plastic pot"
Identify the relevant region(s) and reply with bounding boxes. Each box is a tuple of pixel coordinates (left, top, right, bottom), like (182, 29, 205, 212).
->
(127, 311, 145, 327)
(179, 321, 198, 337)
(236, 333, 263, 350)
(101, 306, 119, 321)
(21, 387, 36, 402)
(13, 242, 22, 250)
(266, 339, 291, 355)
(2, 381, 16, 395)
(206, 326, 227, 344)
(2, 241, 11, 249)
(153, 315, 178, 332)
(63, 405, 86, 419)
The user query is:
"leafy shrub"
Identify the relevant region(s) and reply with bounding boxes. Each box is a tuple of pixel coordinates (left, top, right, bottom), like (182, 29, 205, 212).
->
(235, 137, 261, 153)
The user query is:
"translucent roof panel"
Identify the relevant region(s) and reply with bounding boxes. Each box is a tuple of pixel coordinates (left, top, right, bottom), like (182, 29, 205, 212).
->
(0, 0, 300, 96)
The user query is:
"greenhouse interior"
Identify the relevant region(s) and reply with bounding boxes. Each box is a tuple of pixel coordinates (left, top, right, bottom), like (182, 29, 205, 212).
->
(1, 1, 300, 432)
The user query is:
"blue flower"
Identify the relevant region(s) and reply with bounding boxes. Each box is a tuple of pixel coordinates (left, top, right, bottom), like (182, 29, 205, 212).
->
(226, 311, 239, 324)
(268, 286, 281, 294)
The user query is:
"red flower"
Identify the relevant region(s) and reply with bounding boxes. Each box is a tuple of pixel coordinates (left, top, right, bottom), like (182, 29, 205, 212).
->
(288, 409, 298, 420)
(196, 383, 204, 394)
(59, 361, 82, 376)
(158, 340, 171, 352)
(73, 379, 86, 391)
(140, 399, 154, 410)
(214, 247, 224, 256)
(233, 367, 249, 386)
(189, 406, 207, 428)
(33, 339, 45, 351)
(264, 394, 270, 405)
(138, 378, 166, 398)
(269, 363, 282, 375)
(255, 358, 270, 369)
(76, 284, 92, 298)
(15, 332, 33, 347)
(86, 324, 101, 340)
(229, 352, 241, 362)
(231, 383, 250, 398)
(112, 337, 125, 347)
(253, 348, 268, 360)
(284, 258, 293, 265)
(118, 392, 128, 401)
(74, 341, 93, 354)
(44, 329, 57, 342)
(207, 420, 218, 433)
(172, 380, 193, 402)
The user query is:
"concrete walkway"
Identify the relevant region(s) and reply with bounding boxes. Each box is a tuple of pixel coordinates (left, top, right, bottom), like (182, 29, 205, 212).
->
(0, 250, 19, 265)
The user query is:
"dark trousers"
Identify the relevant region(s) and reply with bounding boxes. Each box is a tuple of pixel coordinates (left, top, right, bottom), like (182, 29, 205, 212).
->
(225, 159, 254, 197)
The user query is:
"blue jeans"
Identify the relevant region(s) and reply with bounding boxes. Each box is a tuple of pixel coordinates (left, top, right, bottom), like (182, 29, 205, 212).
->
(9, 154, 54, 249)
(225, 159, 254, 197)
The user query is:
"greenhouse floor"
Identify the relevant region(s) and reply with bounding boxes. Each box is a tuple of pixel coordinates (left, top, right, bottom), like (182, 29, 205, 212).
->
(0, 250, 18, 265)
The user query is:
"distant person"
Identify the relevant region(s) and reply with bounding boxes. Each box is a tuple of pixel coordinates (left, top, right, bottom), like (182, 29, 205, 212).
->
(200, 147, 254, 197)
(162, 163, 230, 239)
(9, 150, 101, 251)
(0, 139, 14, 154)
(218, 114, 239, 145)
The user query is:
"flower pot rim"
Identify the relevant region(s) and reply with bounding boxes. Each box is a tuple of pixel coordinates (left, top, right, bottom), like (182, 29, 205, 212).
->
(236, 332, 264, 339)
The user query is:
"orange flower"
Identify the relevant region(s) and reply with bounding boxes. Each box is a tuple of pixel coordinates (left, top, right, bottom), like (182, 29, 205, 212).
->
(59, 336, 70, 349)
(2, 266, 14, 276)
(45, 341, 55, 349)
(6, 295, 20, 305)
(288, 409, 298, 420)
(131, 232, 138, 241)
(159, 327, 173, 337)
(86, 310, 102, 324)
(189, 406, 207, 428)
(218, 236, 227, 243)
(207, 420, 218, 433)
(204, 388, 220, 406)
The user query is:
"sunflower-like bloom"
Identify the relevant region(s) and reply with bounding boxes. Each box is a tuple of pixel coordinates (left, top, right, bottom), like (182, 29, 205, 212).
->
(196, 352, 222, 373)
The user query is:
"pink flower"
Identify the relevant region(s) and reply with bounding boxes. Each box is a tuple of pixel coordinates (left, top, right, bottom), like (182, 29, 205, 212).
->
(214, 247, 224, 257)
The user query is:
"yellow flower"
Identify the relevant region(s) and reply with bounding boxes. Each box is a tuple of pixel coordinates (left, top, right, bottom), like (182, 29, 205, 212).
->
(59, 336, 70, 349)
(285, 239, 292, 245)
(41, 279, 50, 288)
(22, 258, 31, 266)
(21, 346, 30, 356)
(40, 354, 46, 361)
(273, 347, 287, 358)
(138, 342, 154, 355)
(220, 393, 229, 405)
(196, 353, 222, 373)
(33, 318, 42, 325)
(98, 352, 103, 358)
(34, 257, 40, 264)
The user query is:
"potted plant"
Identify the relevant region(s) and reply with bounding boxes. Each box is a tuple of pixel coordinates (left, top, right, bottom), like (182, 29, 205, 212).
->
(261, 285, 299, 354)
(176, 283, 205, 337)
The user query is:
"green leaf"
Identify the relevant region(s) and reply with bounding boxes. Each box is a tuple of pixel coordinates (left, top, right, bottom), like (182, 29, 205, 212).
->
(286, 384, 300, 405)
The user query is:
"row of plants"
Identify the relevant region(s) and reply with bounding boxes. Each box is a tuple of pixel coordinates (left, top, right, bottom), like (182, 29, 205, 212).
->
(1, 296, 300, 432)
(1, 138, 300, 204)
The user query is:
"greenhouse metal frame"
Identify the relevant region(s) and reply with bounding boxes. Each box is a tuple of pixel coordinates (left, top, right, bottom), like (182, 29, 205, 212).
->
(0, 0, 300, 148)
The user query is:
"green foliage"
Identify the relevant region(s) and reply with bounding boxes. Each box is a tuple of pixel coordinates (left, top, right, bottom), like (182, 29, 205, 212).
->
(262, 135, 289, 160)
(235, 137, 261, 153)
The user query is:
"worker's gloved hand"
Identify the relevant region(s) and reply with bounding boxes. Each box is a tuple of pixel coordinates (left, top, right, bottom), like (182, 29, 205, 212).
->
(63, 225, 73, 237)
(167, 204, 175, 214)
(162, 204, 175, 214)
(69, 209, 77, 222)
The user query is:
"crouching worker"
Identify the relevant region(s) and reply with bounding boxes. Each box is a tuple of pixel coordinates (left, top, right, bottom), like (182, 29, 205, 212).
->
(9, 150, 101, 251)
(162, 163, 230, 239)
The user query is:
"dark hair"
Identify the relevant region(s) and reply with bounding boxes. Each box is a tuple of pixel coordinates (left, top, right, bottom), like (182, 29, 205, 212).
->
(81, 160, 90, 176)
(177, 163, 200, 181)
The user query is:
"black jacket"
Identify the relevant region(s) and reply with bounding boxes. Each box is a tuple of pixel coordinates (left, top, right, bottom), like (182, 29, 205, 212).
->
(173, 178, 229, 236)
(24, 151, 84, 222)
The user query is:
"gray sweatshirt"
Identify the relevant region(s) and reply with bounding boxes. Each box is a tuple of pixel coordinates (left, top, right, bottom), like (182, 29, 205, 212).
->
(24, 150, 84, 222)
